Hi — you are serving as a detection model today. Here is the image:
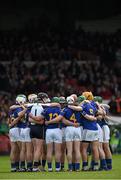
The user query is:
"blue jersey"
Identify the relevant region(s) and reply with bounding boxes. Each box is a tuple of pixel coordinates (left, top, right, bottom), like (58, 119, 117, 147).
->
(26, 106, 33, 127)
(42, 106, 61, 129)
(100, 106, 109, 127)
(60, 107, 82, 126)
(8, 108, 23, 128)
(90, 101, 98, 111)
(81, 102, 98, 130)
(15, 106, 33, 128)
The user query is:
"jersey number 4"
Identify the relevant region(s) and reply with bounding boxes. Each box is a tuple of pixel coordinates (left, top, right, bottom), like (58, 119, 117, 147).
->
(70, 113, 77, 123)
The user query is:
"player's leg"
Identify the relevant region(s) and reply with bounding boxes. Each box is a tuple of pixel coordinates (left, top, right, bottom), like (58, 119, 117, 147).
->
(9, 128, 20, 172)
(54, 128, 62, 172)
(91, 140, 99, 170)
(40, 140, 46, 171)
(19, 142, 26, 171)
(46, 129, 53, 172)
(61, 141, 66, 171)
(55, 143, 62, 172)
(61, 128, 66, 171)
(97, 125, 107, 170)
(26, 142, 33, 171)
(40, 127, 46, 171)
(81, 129, 90, 171)
(46, 143, 53, 172)
(25, 128, 33, 172)
(81, 142, 89, 171)
(10, 142, 19, 172)
(33, 139, 43, 171)
(98, 142, 108, 170)
(73, 127, 81, 171)
(102, 125, 112, 170)
(89, 129, 100, 171)
(66, 141, 73, 171)
(65, 126, 74, 171)
(73, 141, 81, 171)
(19, 128, 27, 171)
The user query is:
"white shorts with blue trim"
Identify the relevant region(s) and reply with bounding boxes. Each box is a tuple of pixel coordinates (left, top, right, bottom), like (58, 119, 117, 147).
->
(102, 125, 110, 143)
(9, 127, 20, 142)
(20, 127, 31, 142)
(46, 128, 62, 144)
(65, 126, 82, 142)
(82, 129, 99, 142)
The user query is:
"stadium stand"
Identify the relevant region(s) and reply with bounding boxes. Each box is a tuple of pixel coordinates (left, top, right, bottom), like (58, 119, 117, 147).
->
(0, 27, 121, 154)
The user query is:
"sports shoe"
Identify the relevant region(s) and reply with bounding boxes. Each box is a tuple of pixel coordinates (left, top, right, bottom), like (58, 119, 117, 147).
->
(48, 169, 53, 172)
(32, 168, 40, 172)
(11, 168, 16, 172)
(82, 166, 89, 171)
(26, 168, 33, 172)
(18, 168, 26, 172)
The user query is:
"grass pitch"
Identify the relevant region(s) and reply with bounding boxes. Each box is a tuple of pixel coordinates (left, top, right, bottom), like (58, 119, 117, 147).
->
(0, 155, 121, 179)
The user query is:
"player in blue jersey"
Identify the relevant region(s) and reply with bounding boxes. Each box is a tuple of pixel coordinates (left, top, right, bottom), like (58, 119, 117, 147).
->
(88, 96, 108, 171)
(9, 94, 28, 172)
(93, 96, 112, 170)
(24, 94, 38, 172)
(59, 96, 67, 171)
(41, 98, 62, 172)
(63, 96, 82, 172)
(68, 95, 99, 171)
(15, 95, 29, 172)
(8, 106, 26, 172)
(101, 106, 112, 170)
(46, 96, 82, 172)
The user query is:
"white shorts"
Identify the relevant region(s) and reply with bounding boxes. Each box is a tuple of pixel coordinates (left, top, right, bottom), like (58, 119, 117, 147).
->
(46, 128, 62, 144)
(102, 125, 110, 143)
(9, 127, 20, 142)
(82, 129, 99, 142)
(65, 126, 82, 142)
(97, 124, 103, 143)
(20, 128, 31, 142)
(62, 127, 66, 142)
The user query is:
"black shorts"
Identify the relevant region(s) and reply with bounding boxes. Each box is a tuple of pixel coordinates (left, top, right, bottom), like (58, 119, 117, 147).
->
(30, 124, 45, 139)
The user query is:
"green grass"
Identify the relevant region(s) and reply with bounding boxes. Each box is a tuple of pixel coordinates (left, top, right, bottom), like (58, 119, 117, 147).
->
(0, 155, 121, 179)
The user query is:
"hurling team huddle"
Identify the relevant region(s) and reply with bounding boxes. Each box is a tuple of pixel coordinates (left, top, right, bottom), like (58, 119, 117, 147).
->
(8, 91, 112, 172)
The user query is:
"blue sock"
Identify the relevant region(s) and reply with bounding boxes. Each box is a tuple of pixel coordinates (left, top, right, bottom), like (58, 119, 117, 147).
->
(61, 163, 64, 169)
(11, 162, 16, 170)
(27, 162, 33, 169)
(20, 161, 25, 169)
(75, 163, 80, 171)
(42, 160, 46, 168)
(56, 162, 60, 170)
(72, 163, 75, 171)
(100, 159, 107, 169)
(38, 160, 41, 166)
(106, 159, 112, 169)
(15, 162, 19, 170)
(90, 160, 95, 169)
(68, 163, 72, 170)
(82, 161, 88, 167)
(93, 161, 99, 170)
(33, 161, 39, 168)
(48, 162, 52, 170)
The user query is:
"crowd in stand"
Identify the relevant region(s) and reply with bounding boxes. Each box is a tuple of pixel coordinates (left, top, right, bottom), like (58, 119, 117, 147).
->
(0, 28, 121, 62)
(0, 28, 121, 127)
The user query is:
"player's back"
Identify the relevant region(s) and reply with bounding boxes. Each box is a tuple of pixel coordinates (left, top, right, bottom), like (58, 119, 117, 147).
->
(43, 106, 61, 129)
(81, 102, 98, 130)
(61, 107, 82, 124)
